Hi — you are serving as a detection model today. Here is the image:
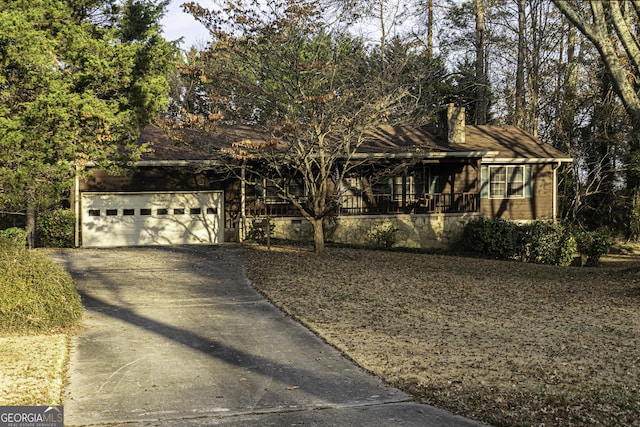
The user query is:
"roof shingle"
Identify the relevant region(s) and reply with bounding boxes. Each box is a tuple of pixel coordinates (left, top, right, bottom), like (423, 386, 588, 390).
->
(139, 124, 571, 162)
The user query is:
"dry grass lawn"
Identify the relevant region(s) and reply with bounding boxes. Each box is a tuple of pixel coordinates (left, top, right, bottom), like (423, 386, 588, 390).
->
(243, 245, 640, 426)
(0, 334, 67, 406)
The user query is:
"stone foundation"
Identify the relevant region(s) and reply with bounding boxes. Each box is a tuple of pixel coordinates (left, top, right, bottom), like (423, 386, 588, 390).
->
(246, 213, 482, 249)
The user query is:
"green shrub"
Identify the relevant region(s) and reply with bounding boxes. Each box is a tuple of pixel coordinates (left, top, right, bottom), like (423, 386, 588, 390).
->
(575, 229, 612, 266)
(0, 227, 28, 247)
(247, 218, 276, 243)
(520, 221, 577, 266)
(461, 218, 577, 266)
(367, 219, 400, 248)
(38, 209, 75, 248)
(461, 218, 519, 260)
(0, 243, 82, 333)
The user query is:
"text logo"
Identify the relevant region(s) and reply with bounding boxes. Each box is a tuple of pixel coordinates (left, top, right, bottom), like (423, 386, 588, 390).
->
(0, 406, 63, 427)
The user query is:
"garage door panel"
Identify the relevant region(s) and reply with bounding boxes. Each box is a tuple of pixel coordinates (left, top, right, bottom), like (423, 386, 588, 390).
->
(81, 192, 223, 247)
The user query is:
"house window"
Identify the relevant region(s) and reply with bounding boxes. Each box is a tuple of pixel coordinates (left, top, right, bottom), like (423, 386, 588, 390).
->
(190, 207, 201, 215)
(106, 209, 118, 216)
(157, 208, 168, 215)
(261, 181, 279, 202)
(343, 177, 362, 195)
(88, 209, 100, 216)
(286, 182, 307, 201)
(481, 165, 532, 199)
(253, 177, 307, 203)
(392, 176, 413, 202)
(123, 209, 135, 216)
(391, 167, 436, 201)
(140, 208, 152, 216)
(371, 179, 391, 195)
(174, 208, 185, 215)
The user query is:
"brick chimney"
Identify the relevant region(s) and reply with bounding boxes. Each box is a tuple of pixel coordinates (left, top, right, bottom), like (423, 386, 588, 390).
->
(438, 103, 466, 144)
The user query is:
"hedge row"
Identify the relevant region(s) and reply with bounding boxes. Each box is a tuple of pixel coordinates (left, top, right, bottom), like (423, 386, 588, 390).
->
(460, 218, 611, 266)
(38, 209, 75, 248)
(0, 240, 82, 334)
(0, 208, 75, 248)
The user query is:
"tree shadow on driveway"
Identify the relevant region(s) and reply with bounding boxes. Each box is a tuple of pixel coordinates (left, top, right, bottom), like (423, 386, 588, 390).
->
(59, 246, 411, 425)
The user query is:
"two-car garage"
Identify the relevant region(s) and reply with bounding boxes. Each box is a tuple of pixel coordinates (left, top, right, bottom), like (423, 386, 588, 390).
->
(80, 191, 224, 248)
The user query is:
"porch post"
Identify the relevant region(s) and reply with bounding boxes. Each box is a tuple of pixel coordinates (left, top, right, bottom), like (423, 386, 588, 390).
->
(240, 162, 247, 241)
(552, 162, 559, 222)
(402, 167, 408, 212)
(476, 159, 482, 212)
(74, 164, 80, 247)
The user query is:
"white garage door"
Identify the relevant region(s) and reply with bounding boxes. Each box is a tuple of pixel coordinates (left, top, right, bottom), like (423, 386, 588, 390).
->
(81, 191, 224, 247)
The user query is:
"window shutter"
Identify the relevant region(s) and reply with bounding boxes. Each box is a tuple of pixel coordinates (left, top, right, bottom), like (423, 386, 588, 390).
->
(480, 166, 489, 199)
(524, 165, 533, 198)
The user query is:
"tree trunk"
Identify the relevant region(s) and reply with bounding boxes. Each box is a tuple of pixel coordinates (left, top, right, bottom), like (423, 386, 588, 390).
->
(26, 206, 36, 249)
(310, 218, 325, 253)
(475, 0, 487, 125)
(561, 21, 579, 221)
(378, 0, 387, 70)
(426, 0, 433, 61)
(627, 127, 640, 239)
(514, 0, 526, 128)
(527, 2, 542, 137)
(562, 22, 577, 150)
(424, 0, 435, 117)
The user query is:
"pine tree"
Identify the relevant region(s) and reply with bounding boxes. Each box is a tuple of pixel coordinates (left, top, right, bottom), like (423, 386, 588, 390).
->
(0, 0, 175, 246)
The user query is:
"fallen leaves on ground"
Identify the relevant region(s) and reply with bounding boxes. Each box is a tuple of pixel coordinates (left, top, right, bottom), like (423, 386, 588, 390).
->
(0, 334, 68, 406)
(243, 245, 640, 426)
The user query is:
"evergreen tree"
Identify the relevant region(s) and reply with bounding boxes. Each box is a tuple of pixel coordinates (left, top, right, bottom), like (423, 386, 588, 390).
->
(0, 0, 175, 246)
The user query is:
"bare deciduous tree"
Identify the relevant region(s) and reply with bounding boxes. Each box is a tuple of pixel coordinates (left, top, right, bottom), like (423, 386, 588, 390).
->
(553, 0, 640, 237)
(182, 0, 415, 252)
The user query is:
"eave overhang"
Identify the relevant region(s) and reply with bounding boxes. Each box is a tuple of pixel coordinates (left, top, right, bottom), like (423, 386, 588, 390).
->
(82, 152, 574, 168)
(481, 157, 574, 164)
(135, 160, 223, 167)
(349, 150, 500, 159)
(83, 159, 224, 168)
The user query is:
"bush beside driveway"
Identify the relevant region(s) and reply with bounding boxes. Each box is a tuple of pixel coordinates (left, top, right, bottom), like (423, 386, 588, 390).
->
(0, 244, 81, 406)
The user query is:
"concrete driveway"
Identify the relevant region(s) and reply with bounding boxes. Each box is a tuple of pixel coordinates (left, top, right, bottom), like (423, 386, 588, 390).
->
(52, 245, 486, 426)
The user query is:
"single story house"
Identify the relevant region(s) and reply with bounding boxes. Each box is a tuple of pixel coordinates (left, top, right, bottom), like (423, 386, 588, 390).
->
(74, 105, 573, 248)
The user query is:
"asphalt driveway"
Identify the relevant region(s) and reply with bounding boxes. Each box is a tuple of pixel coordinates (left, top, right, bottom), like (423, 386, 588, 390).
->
(52, 245, 486, 426)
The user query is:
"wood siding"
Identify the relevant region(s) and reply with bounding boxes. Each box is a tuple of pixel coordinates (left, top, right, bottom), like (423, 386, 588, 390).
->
(80, 168, 228, 192)
(79, 161, 558, 236)
(480, 163, 555, 220)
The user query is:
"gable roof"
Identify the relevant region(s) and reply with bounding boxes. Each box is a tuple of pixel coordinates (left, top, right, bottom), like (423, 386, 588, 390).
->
(464, 126, 572, 162)
(138, 125, 268, 162)
(358, 125, 572, 163)
(138, 124, 572, 165)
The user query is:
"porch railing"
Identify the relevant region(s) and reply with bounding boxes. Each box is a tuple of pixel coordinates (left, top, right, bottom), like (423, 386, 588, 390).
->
(245, 200, 301, 217)
(338, 193, 479, 215)
(245, 192, 479, 217)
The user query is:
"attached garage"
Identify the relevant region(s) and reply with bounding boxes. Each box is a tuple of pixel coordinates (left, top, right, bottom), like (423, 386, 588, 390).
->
(80, 191, 224, 247)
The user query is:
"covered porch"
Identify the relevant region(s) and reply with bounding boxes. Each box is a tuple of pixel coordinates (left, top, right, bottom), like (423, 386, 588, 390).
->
(243, 157, 483, 218)
(244, 191, 480, 217)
